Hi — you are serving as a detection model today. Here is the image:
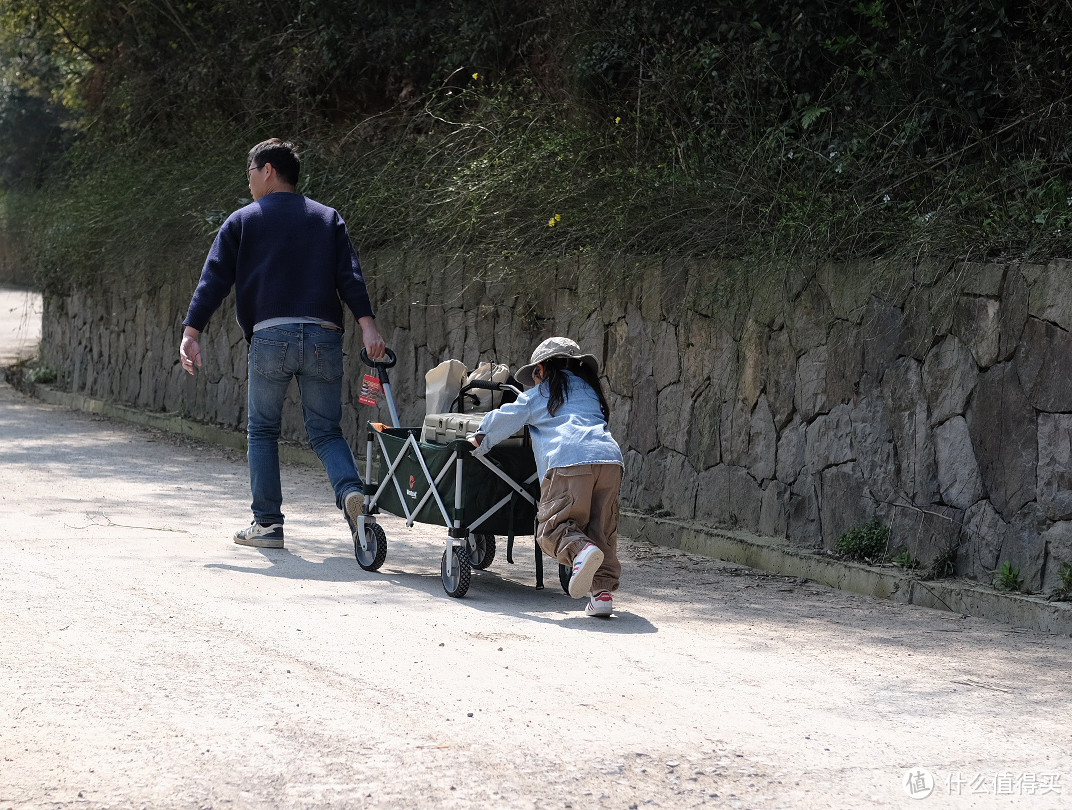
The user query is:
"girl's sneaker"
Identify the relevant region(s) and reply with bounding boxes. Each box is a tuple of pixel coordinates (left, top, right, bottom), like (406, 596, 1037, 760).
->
(568, 542, 604, 597)
(585, 590, 614, 617)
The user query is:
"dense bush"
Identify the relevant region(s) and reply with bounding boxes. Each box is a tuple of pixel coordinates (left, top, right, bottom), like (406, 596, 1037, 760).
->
(1, 0, 1071, 292)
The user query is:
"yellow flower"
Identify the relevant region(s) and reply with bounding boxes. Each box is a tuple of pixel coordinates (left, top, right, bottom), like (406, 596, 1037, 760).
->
(554, 213, 561, 222)
(615, 116, 621, 125)
(548, 218, 556, 227)
(472, 72, 479, 80)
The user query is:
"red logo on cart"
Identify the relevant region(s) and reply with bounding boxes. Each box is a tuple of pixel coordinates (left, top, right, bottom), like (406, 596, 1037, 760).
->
(358, 375, 382, 406)
(408, 475, 416, 489)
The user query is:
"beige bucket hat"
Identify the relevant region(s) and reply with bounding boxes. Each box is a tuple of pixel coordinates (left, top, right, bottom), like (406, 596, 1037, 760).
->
(515, 336, 600, 387)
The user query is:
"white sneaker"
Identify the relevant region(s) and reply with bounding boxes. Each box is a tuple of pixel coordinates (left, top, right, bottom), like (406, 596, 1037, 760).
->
(585, 590, 614, 617)
(568, 542, 604, 598)
(234, 521, 284, 548)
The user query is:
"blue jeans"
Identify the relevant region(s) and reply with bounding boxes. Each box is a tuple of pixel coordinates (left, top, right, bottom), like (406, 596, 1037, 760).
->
(247, 323, 362, 525)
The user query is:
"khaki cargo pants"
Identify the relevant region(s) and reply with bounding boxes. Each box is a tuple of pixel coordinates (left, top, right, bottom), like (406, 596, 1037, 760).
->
(536, 463, 623, 594)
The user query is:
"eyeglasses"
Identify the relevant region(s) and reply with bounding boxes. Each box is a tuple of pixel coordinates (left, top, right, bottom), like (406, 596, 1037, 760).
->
(246, 164, 262, 177)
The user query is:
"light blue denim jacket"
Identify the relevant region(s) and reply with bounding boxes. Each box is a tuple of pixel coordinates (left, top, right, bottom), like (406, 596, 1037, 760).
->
(473, 371, 624, 481)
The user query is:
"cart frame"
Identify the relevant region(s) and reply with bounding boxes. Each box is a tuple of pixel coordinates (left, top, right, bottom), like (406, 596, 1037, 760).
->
(351, 350, 552, 597)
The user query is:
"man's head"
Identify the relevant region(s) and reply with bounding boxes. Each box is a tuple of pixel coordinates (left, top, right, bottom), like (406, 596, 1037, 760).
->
(246, 139, 300, 199)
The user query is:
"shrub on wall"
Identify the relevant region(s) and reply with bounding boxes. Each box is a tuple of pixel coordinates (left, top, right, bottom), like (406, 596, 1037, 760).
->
(3, 1, 1072, 292)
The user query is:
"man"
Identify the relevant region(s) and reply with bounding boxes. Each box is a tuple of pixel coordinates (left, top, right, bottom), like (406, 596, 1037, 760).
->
(179, 138, 386, 550)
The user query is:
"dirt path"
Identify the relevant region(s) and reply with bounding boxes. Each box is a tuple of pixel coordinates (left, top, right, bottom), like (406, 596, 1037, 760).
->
(1, 290, 1070, 809)
(0, 288, 41, 366)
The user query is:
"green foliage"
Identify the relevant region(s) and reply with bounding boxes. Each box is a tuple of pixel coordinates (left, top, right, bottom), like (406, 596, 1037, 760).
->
(891, 551, 920, 570)
(0, 84, 70, 188)
(4, 357, 56, 389)
(993, 561, 1024, 593)
(0, 0, 541, 136)
(1050, 562, 1072, 602)
(22, 361, 56, 384)
(4, 0, 1072, 285)
(3, 121, 246, 295)
(924, 545, 959, 581)
(833, 520, 890, 562)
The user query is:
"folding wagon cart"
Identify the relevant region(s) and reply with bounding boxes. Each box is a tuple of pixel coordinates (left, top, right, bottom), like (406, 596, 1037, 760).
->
(352, 350, 568, 598)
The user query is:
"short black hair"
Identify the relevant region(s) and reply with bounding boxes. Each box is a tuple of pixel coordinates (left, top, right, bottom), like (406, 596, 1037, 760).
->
(247, 138, 300, 186)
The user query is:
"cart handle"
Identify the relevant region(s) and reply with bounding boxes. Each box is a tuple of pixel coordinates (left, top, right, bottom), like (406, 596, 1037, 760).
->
(360, 347, 397, 369)
(359, 347, 400, 428)
(461, 379, 524, 397)
(451, 378, 524, 414)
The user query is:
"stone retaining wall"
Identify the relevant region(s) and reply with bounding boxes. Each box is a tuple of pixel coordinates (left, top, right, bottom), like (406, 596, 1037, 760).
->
(39, 253, 1072, 593)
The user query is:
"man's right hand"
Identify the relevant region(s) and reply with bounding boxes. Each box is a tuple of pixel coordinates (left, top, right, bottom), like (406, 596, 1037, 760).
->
(358, 315, 387, 361)
(180, 328, 202, 375)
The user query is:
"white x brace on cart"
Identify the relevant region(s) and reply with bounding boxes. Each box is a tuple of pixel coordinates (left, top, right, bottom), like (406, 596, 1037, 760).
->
(351, 350, 570, 598)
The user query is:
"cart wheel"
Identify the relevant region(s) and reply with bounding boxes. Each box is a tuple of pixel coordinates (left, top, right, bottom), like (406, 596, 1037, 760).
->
(559, 563, 571, 595)
(469, 533, 496, 570)
(354, 522, 388, 571)
(441, 544, 472, 598)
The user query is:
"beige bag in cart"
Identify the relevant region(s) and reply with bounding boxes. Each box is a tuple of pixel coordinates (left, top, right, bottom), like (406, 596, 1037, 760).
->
(423, 359, 467, 416)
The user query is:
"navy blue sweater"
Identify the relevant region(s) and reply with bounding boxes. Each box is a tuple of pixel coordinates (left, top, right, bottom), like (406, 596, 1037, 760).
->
(183, 192, 374, 341)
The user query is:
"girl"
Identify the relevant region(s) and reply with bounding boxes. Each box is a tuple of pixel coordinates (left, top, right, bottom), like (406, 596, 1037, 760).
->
(470, 337, 624, 617)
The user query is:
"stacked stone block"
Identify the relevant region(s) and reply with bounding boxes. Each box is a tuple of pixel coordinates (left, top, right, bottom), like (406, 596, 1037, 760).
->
(38, 254, 1072, 593)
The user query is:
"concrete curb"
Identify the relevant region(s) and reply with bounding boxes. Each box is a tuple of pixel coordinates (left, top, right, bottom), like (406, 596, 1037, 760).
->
(26, 384, 1072, 635)
(621, 510, 1072, 636)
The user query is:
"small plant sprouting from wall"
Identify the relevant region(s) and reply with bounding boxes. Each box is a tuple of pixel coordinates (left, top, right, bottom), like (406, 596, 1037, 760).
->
(3, 358, 56, 389)
(23, 362, 56, 385)
(993, 561, 1024, 593)
(891, 551, 920, 570)
(833, 520, 891, 562)
(1049, 562, 1072, 602)
(923, 545, 959, 581)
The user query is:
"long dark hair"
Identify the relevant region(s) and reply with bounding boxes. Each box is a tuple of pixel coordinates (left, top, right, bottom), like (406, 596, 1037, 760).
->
(540, 356, 611, 422)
